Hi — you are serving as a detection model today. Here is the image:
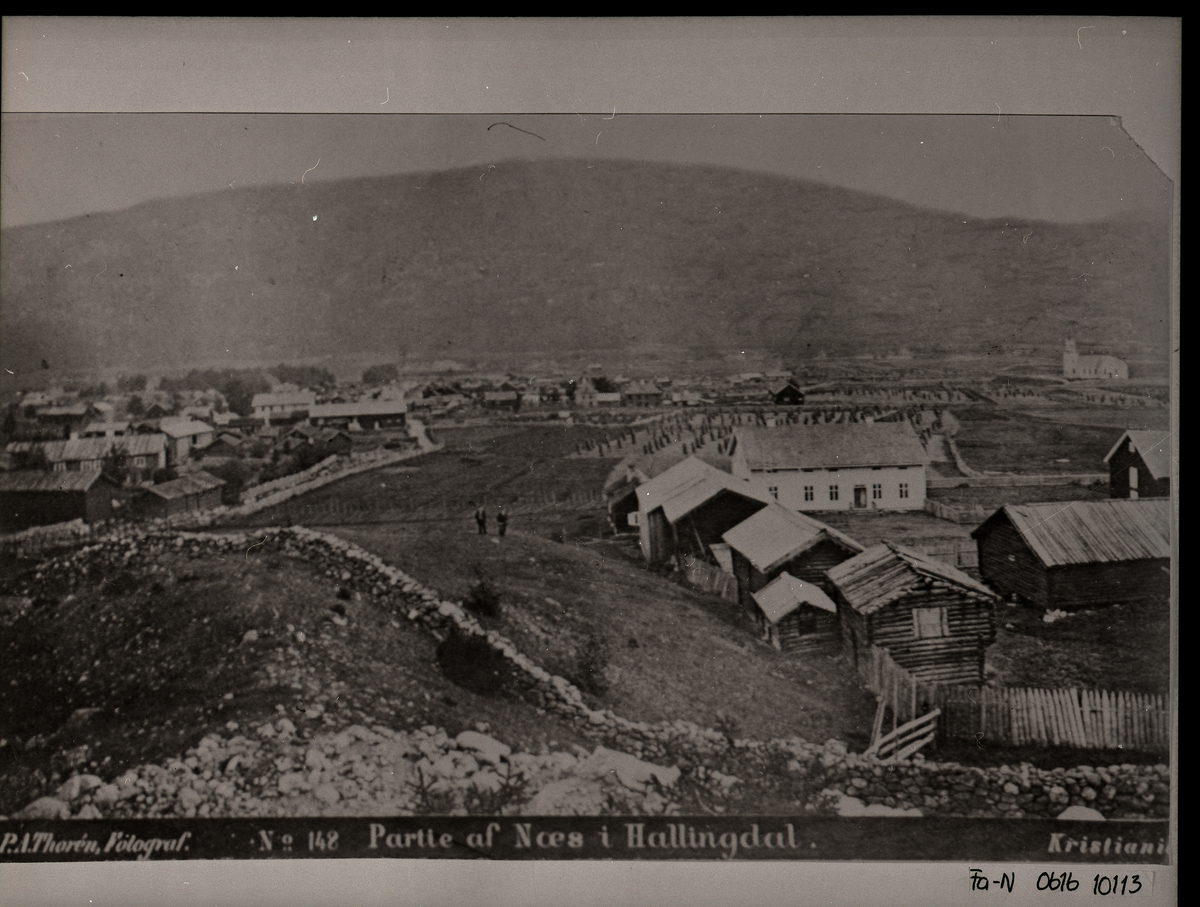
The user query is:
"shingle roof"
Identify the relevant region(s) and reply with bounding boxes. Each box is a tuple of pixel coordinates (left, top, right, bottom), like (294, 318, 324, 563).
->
(827, 541, 998, 614)
(7, 435, 165, 462)
(309, 400, 407, 418)
(252, 391, 316, 408)
(971, 499, 1171, 567)
(144, 471, 225, 500)
(722, 501, 864, 573)
(638, 456, 773, 524)
(1103, 430, 1173, 482)
(734, 422, 929, 471)
(752, 572, 838, 623)
(156, 417, 213, 439)
(0, 470, 114, 493)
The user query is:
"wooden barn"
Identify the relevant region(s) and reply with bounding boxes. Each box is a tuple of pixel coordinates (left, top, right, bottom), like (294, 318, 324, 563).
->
(0, 470, 122, 531)
(750, 572, 839, 651)
(771, 381, 805, 406)
(828, 542, 998, 684)
(636, 456, 774, 566)
(971, 499, 1171, 610)
(132, 471, 225, 521)
(1103, 430, 1171, 500)
(721, 501, 863, 618)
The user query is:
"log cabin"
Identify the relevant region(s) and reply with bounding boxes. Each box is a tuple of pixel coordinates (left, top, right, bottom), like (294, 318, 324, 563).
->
(828, 542, 998, 684)
(1103, 430, 1171, 500)
(751, 572, 839, 651)
(721, 500, 863, 618)
(971, 499, 1171, 610)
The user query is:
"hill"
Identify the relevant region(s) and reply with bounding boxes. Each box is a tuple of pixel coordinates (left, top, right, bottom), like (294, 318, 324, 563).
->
(0, 159, 1171, 376)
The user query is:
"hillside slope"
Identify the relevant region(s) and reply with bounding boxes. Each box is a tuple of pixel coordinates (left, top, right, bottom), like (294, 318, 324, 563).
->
(0, 159, 1171, 374)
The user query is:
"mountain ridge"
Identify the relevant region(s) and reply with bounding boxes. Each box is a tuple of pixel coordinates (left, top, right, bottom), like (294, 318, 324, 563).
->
(0, 158, 1171, 375)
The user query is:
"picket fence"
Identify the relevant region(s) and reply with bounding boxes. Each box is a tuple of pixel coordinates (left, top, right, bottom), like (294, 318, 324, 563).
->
(862, 645, 1169, 753)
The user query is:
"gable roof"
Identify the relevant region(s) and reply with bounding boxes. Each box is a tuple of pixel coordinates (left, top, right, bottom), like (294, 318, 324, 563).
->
(7, 434, 165, 463)
(722, 501, 864, 573)
(251, 391, 316, 408)
(752, 572, 838, 624)
(0, 470, 118, 493)
(827, 541, 998, 614)
(309, 399, 407, 419)
(1103, 430, 1172, 482)
(143, 471, 225, 500)
(638, 456, 774, 524)
(734, 422, 929, 471)
(156, 417, 214, 439)
(971, 499, 1171, 567)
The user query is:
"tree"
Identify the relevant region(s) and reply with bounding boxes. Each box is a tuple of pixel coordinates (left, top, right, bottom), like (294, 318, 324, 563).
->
(101, 444, 131, 485)
(127, 394, 145, 418)
(362, 363, 400, 386)
(12, 447, 50, 471)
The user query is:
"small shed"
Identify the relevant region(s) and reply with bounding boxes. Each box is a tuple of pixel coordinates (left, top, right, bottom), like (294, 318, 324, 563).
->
(133, 471, 225, 520)
(828, 542, 998, 684)
(722, 501, 863, 618)
(971, 499, 1171, 610)
(0, 470, 121, 531)
(771, 382, 805, 406)
(1103, 431, 1171, 500)
(751, 572, 838, 651)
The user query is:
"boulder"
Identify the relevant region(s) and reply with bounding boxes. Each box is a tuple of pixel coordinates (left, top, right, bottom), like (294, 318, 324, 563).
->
(578, 746, 680, 791)
(15, 797, 71, 820)
(1057, 805, 1106, 821)
(455, 731, 511, 765)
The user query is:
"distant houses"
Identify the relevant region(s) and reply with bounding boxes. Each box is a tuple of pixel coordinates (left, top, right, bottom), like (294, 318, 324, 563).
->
(1063, 339, 1128, 380)
(622, 381, 663, 408)
(1103, 430, 1170, 499)
(308, 398, 407, 430)
(0, 470, 123, 531)
(6, 435, 167, 483)
(971, 499, 1171, 611)
(827, 542, 999, 685)
(730, 422, 928, 511)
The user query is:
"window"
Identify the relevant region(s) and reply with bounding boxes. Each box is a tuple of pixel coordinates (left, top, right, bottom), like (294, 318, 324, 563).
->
(829, 485, 839, 502)
(768, 486, 779, 499)
(803, 485, 814, 502)
(899, 483, 909, 499)
(913, 607, 949, 639)
(872, 483, 882, 500)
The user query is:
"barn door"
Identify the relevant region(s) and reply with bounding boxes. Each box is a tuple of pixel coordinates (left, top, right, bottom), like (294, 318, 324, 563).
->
(1129, 466, 1139, 500)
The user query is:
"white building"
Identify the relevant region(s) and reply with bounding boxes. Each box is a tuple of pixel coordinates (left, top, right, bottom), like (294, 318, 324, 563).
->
(251, 390, 317, 421)
(730, 422, 929, 512)
(1063, 339, 1128, 380)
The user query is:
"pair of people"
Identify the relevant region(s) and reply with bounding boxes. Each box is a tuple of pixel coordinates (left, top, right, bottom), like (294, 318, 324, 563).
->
(474, 506, 508, 536)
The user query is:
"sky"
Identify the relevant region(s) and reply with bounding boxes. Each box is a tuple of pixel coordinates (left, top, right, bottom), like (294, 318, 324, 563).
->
(0, 112, 1173, 230)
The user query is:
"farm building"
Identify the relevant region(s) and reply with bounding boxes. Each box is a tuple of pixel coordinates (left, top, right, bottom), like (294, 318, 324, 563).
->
(1103, 430, 1171, 500)
(132, 471, 225, 521)
(1062, 339, 1128, 380)
(155, 417, 216, 464)
(635, 456, 774, 566)
(622, 381, 663, 408)
(308, 399, 407, 430)
(971, 499, 1171, 610)
(604, 448, 734, 535)
(828, 542, 999, 684)
(251, 390, 317, 422)
(286, 425, 353, 458)
(750, 572, 839, 651)
(5, 435, 166, 483)
(481, 390, 521, 412)
(771, 382, 805, 406)
(0, 470, 122, 531)
(721, 501, 863, 617)
(730, 422, 928, 512)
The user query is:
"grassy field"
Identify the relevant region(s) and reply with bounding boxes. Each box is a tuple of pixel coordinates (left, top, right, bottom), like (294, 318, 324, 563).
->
(325, 522, 878, 750)
(987, 597, 1172, 697)
(926, 482, 1109, 509)
(951, 407, 1129, 474)
(0, 549, 595, 815)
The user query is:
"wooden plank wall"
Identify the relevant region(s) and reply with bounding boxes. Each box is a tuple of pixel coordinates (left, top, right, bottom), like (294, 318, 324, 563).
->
(861, 646, 1169, 753)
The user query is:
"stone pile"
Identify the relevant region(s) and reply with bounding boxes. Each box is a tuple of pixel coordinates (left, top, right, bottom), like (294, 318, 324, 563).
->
(3, 525, 1171, 822)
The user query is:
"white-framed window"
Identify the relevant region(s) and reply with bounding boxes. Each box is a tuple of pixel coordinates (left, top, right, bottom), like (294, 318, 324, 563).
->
(803, 485, 814, 502)
(913, 606, 949, 639)
(899, 483, 909, 499)
(768, 486, 779, 499)
(872, 483, 882, 500)
(829, 485, 839, 502)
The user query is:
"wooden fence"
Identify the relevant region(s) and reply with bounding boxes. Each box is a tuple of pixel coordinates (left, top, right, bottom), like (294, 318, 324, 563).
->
(861, 645, 1169, 753)
(679, 555, 738, 601)
(910, 539, 979, 569)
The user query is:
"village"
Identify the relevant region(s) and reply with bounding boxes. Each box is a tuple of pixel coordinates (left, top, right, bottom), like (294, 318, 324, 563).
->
(0, 337, 1171, 783)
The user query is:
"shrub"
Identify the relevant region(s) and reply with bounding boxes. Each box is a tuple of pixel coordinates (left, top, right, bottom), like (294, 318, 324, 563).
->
(464, 576, 502, 618)
(568, 632, 611, 696)
(436, 631, 513, 695)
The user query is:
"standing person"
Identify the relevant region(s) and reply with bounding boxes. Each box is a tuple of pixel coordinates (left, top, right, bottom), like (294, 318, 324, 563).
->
(496, 505, 508, 538)
(475, 506, 487, 535)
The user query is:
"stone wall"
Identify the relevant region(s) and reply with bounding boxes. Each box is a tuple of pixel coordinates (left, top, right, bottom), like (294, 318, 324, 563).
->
(4, 524, 1170, 820)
